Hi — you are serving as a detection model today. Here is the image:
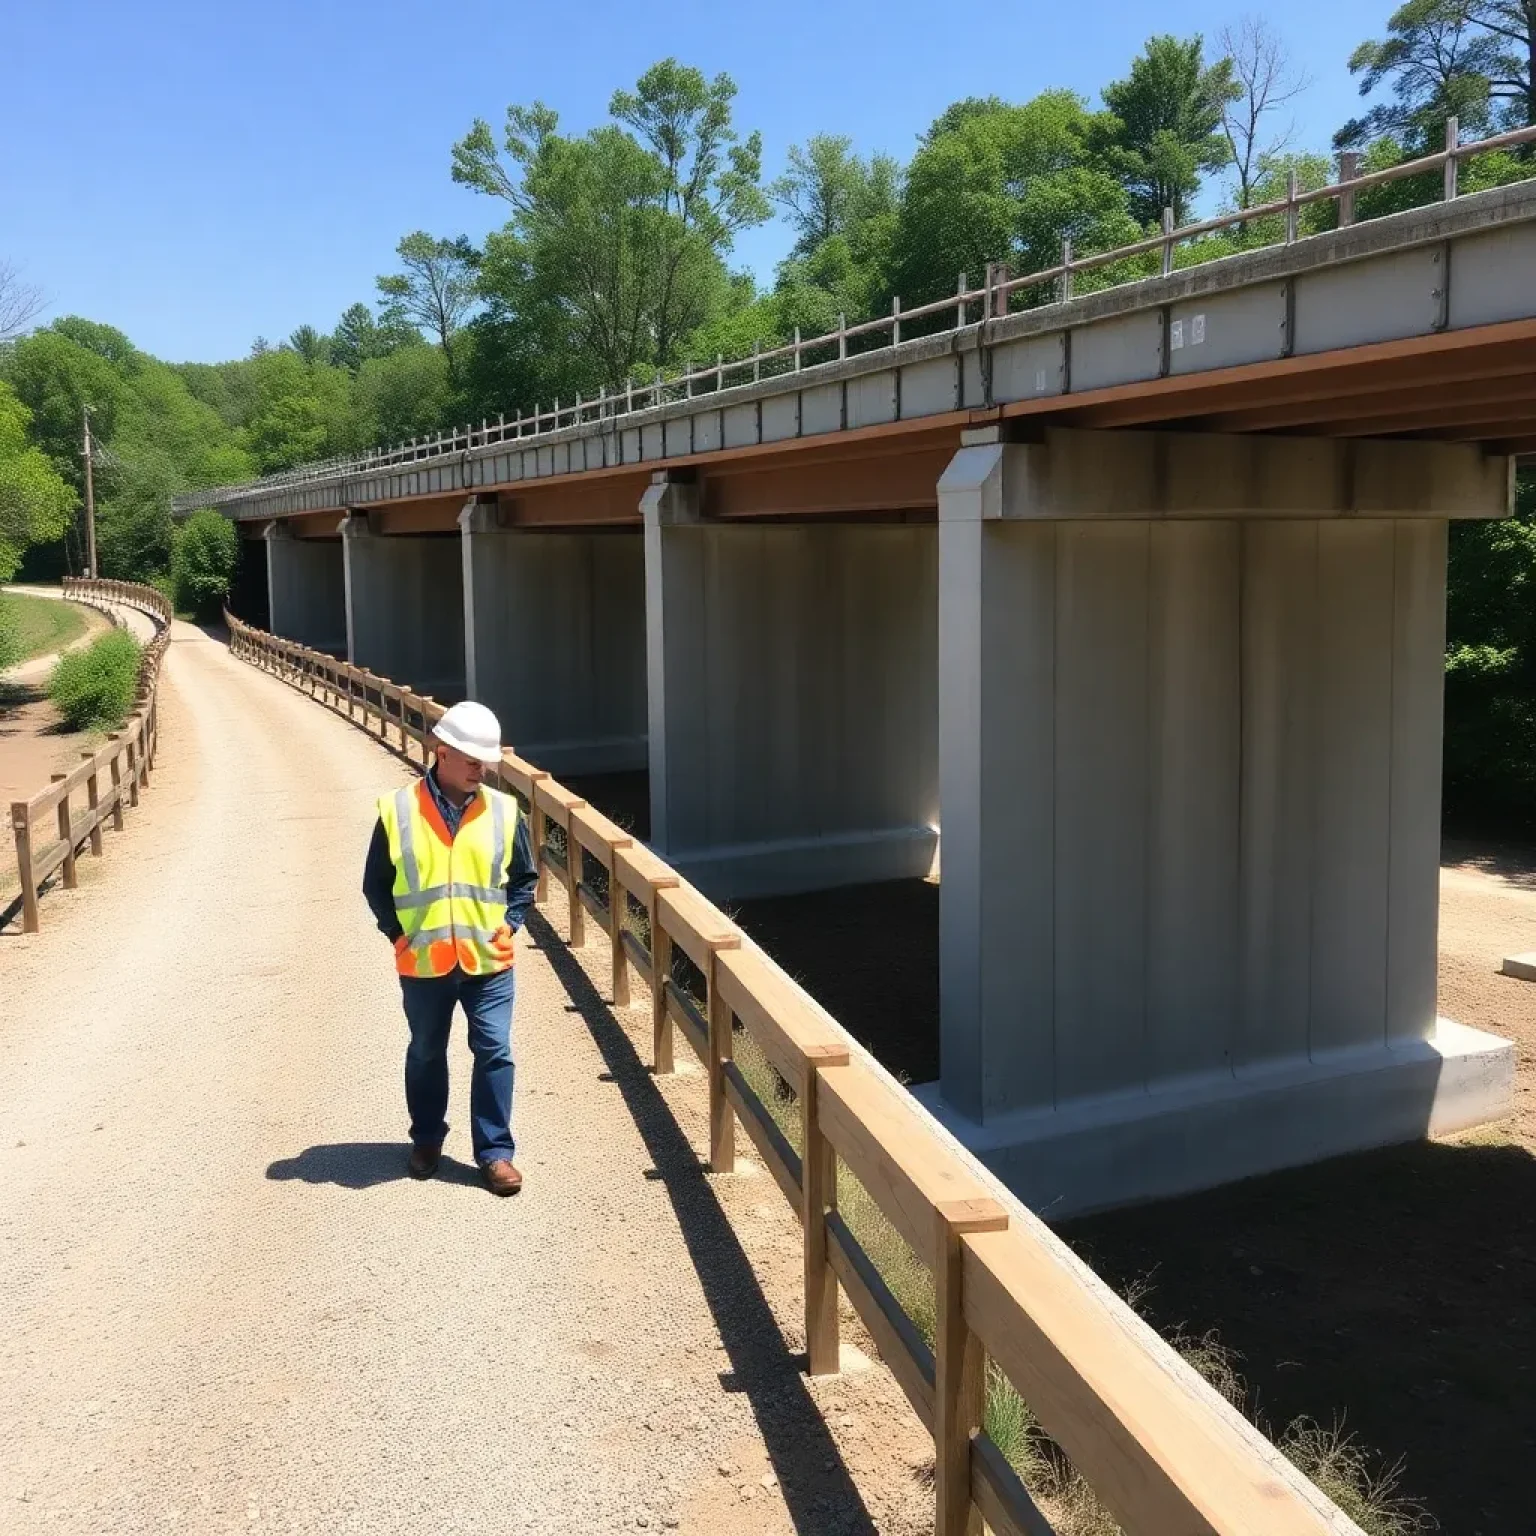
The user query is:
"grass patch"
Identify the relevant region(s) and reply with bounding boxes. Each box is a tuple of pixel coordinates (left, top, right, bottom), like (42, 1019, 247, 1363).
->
(0, 590, 89, 668)
(49, 629, 141, 731)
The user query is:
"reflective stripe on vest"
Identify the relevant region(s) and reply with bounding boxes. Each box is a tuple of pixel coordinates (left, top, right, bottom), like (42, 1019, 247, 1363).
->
(377, 780, 518, 978)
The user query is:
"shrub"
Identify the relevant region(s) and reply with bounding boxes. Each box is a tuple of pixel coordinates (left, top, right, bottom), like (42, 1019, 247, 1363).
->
(49, 628, 141, 731)
(170, 508, 238, 621)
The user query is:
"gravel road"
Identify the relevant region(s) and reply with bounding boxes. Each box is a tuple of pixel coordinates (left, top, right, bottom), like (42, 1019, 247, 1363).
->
(0, 624, 933, 1535)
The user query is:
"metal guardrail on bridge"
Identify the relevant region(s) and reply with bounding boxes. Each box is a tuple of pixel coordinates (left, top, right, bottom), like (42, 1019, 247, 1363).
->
(225, 609, 1365, 1536)
(176, 117, 1536, 515)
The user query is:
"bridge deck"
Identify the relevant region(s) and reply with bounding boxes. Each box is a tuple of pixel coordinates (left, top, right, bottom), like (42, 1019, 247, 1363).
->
(0, 624, 931, 1534)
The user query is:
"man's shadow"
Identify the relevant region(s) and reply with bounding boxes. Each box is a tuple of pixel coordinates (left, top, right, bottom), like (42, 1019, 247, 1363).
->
(266, 1141, 482, 1190)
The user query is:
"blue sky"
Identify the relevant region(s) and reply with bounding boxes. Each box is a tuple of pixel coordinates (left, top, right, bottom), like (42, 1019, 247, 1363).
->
(2, 0, 1394, 364)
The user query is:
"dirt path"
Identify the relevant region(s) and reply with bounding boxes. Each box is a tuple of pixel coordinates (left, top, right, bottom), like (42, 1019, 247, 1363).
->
(0, 625, 931, 1536)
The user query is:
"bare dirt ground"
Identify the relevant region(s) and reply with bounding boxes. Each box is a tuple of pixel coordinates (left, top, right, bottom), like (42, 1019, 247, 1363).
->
(0, 627, 935, 1535)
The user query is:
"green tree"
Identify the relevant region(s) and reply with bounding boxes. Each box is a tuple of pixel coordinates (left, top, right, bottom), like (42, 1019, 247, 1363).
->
(1339, 0, 1533, 148)
(1444, 470, 1536, 834)
(452, 58, 769, 387)
(352, 343, 452, 445)
(770, 135, 902, 259)
(1338, 0, 1498, 146)
(376, 234, 479, 384)
(887, 92, 1140, 310)
(171, 507, 239, 620)
(237, 351, 355, 472)
(1100, 35, 1239, 225)
(328, 301, 416, 373)
(285, 325, 330, 365)
(0, 381, 74, 581)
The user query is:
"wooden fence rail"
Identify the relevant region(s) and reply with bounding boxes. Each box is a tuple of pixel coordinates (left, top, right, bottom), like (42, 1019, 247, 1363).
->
(223, 608, 1363, 1536)
(7, 580, 173, 934)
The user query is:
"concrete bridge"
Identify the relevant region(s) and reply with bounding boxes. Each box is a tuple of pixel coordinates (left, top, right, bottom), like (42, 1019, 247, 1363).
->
(181, 147, 1536, 1214)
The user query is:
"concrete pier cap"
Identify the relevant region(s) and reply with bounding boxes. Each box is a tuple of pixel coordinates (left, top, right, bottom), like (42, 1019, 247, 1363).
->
(927, 424, 1515, 1217)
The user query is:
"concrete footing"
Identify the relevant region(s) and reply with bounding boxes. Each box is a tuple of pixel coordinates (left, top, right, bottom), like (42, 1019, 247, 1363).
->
(914, 1017, 1515, 1218)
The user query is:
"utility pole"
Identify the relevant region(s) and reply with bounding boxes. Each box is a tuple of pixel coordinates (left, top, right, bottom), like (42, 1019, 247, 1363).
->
(81, 404, 97, 579)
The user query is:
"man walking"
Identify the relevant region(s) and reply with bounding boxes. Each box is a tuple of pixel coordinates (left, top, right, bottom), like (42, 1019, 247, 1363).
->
(362, 700, 538, 1195)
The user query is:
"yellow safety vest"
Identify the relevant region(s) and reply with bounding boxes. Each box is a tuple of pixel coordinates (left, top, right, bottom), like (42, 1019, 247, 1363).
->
(377, 778, 518, 979)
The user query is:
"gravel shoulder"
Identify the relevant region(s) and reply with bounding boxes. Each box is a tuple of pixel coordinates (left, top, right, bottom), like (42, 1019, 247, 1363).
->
(0, 625, 932, 1535)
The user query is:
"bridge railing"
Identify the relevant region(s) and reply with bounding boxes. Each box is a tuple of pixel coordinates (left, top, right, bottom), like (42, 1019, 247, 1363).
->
(177, 116, 1536, 515)
(223, 608, 1364, 1536)
(8, 580, 173, 933)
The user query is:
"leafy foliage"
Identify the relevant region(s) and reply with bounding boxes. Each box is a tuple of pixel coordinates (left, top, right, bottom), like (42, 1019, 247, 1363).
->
(1099, 35, 1240, 225)
(49, 628, 141, 731)
(452, 59, 769, 391)
(170, 507, 239, 620)
(0, 381, 74, 582)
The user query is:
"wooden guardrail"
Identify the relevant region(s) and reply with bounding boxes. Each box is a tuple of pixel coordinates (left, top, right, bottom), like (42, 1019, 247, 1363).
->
(223, 608, 1362, 1536)
(7, 580, 172, 933)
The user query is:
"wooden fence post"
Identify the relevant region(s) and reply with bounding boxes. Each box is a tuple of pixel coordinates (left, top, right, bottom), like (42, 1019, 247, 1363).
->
(107, 736, 125, 830)
(82, 751, 103, 856)
(933, 1199, 1009, 1536)
(651, 914, 674, 1074)
(126, 737, 140, 808)
(52, 776, 77, 890)
(11, 804, 39, 934)
(567, 840, 586, 949)
(801, 1048, 850, 1377)
(610, 882, 631, 1009)
(707, 953, 736, 1171)
(532, 796, 550, 906)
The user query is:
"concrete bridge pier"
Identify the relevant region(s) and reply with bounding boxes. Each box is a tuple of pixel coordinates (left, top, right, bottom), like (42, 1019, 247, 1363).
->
(924, 426, 1516, 1216)
(459, 500, 647, 775)
(263, 521, 346, 653)
(643, 473, 938, 899)
(341, 512, 466, 702)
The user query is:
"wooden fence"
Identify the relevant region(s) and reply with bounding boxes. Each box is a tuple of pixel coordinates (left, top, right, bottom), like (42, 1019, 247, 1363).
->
(7, 580, 172, 934)
(224, 609, 1362, 1536)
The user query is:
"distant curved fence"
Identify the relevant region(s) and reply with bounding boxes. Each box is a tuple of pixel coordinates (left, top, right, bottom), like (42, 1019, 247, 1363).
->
(224, 606, 1362, 1536)
(7, 580, 172, 933)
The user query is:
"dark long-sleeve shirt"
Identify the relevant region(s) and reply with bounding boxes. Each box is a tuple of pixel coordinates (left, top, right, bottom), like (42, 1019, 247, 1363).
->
(363, 770, 538, 943)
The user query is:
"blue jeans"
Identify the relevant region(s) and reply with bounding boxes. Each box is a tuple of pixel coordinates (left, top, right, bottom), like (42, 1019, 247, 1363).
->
(399, 966, 516, 1165)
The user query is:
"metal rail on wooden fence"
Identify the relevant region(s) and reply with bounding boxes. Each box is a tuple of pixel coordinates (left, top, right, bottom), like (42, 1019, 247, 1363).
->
(223, 608, 1362, 1536)
(177, 116, 1536, 516)
(8, 580, 173, 933)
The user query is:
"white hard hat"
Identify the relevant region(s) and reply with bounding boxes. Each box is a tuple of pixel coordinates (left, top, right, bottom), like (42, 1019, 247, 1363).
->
(432, 700, 503, 764)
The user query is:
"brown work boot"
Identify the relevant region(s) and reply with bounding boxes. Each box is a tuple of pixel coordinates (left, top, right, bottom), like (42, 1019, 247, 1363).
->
(407, 1142, 442, 1179)
(482, 1159, 523, 1197)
